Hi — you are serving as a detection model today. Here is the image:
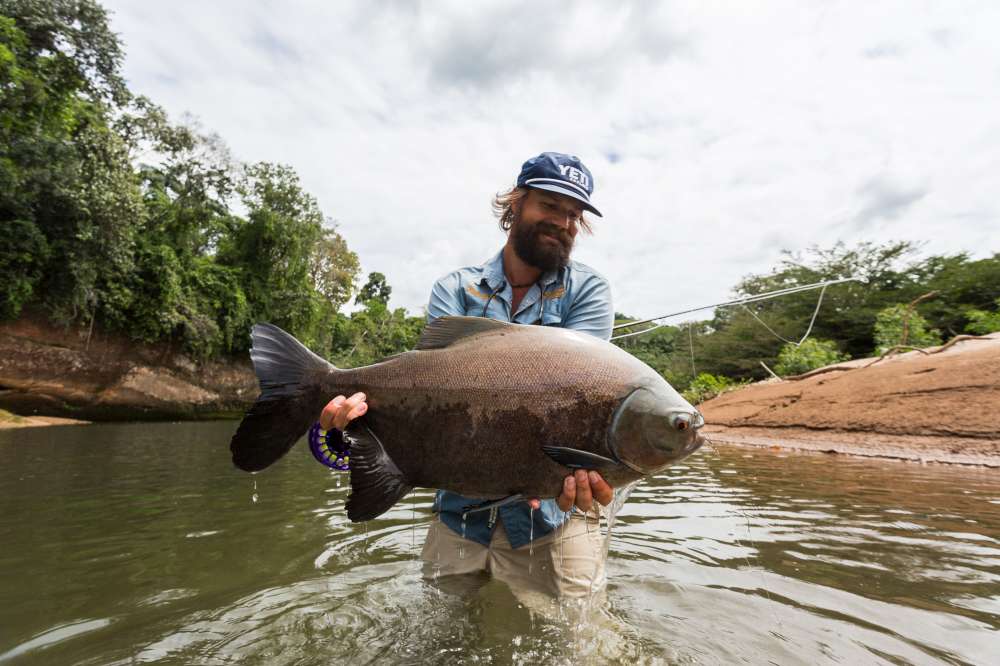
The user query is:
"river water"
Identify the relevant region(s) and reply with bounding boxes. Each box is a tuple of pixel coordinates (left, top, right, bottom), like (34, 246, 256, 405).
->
(1, 421, 998, 665)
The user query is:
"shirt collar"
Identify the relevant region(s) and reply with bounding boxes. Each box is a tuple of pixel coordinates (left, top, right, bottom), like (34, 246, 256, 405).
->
(480, 247, 566, 291)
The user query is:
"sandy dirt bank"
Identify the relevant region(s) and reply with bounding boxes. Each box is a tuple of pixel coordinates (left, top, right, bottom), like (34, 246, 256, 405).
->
(0, 410, 89, 429)
(700, 333, 1000, 467)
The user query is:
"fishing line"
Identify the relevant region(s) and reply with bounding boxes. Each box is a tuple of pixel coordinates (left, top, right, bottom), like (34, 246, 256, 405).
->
(611, 277, 858, 341)
(741, 284, 828, 347)
(731, 502, 783, 632)
(482, 280, 548, 324)
(687, 323, 697, 376)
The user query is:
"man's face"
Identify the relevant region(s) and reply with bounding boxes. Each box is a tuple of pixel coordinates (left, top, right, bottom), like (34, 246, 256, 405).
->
(510, 189, 583, 271)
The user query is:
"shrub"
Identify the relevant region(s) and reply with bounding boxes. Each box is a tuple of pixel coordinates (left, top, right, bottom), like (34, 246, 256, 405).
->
(682, 373, 743, 405)
(873, 304, 942, 354)
(773, 338, 849, 376)
(964, 298, 1000, 335)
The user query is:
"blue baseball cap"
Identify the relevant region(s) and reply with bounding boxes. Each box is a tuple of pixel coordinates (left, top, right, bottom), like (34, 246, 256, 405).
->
(516, 152, 602, 217)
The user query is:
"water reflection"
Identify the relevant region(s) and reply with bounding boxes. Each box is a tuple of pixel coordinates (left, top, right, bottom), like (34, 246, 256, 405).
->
(0, 423, 998, 664)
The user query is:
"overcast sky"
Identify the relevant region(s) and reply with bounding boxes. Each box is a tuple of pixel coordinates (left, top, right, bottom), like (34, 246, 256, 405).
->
(104, 1, 999, 319)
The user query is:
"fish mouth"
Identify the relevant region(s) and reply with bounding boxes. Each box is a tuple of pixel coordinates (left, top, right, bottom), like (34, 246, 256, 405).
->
(688, 433, 707, 454)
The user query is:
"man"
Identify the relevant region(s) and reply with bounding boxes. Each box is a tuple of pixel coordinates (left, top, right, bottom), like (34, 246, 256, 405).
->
(320, 152, 615, 597)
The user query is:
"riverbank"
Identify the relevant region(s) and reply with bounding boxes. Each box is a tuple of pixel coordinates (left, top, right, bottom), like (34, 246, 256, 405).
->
(0, 315, 256, 421)
(699, 333, 1000, 467)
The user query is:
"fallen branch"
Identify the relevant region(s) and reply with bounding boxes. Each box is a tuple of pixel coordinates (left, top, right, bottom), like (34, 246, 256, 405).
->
(783, 333, 994, 381)
(862, 345, 930, 369)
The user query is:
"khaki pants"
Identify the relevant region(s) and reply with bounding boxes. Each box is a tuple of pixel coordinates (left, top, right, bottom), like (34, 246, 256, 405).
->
(421, 511, 606, 599)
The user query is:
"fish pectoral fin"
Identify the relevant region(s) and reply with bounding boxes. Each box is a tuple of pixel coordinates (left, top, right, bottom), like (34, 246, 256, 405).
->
(344, 424, 413, 522)
(541, 446, 621, 470)
(461, 494, 524, 514)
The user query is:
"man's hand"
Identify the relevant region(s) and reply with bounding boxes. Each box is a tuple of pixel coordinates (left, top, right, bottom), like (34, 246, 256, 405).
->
(528, 470, 614, 512)
(319, 392, 367, 431)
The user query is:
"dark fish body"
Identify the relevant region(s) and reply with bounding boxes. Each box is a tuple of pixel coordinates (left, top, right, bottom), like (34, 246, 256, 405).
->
(231, 317, 705, 521)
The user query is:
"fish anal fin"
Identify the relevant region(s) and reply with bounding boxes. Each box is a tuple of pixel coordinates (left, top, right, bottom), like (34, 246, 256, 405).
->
(345, 424, 413, 522)
(541, 446, 621, 470)
(415, 316, 512, 350)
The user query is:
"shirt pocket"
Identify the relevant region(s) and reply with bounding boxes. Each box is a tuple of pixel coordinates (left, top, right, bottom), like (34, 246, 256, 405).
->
(540, 296, 564, 326)
(462, 282, 492, 317)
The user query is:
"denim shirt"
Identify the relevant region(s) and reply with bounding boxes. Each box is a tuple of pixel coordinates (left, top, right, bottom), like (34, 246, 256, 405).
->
(427, 248, 614, 548)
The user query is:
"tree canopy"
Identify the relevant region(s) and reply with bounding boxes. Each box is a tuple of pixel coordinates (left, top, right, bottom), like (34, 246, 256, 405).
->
(0, 0, 361, 357)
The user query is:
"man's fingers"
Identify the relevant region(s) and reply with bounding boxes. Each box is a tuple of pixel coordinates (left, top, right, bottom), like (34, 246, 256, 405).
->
(556, 475, 575, 512)
(345, 400, 368, 423)
(319, 395, 346, 430)
(589, 471, 614, 506)
(574, 469, 593, 512)
(331, 392, 366, 430)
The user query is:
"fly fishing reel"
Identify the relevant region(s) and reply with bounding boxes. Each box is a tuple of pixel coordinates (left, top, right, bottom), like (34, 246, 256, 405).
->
(308, 422, 351, 471)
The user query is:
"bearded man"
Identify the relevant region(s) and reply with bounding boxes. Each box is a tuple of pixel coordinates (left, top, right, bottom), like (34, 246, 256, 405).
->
(320, 152, 616, 597)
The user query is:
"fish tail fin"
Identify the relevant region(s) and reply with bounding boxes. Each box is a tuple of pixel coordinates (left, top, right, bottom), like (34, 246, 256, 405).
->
(230, 323, 336, 472)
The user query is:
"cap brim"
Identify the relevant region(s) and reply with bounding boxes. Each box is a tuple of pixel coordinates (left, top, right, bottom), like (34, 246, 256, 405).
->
(526, 183, 603, 217)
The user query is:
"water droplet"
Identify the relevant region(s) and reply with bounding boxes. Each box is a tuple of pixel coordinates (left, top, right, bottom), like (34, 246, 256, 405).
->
(251, 478, 258, 504)
(459, 512, 468, 560)
(528, 507, 535, 574)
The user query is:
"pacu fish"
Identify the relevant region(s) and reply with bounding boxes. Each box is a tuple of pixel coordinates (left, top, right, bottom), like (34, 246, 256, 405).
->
(230, 316, 706, 521)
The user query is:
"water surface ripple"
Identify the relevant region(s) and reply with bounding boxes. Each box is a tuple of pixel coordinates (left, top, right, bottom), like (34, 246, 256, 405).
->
(1, 422, 997, 664)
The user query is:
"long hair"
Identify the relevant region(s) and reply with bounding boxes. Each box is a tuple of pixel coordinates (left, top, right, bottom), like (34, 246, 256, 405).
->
(492, 186, 594, 234)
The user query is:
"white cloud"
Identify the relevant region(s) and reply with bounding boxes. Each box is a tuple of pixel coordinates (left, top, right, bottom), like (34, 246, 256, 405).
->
(105, 0, 1000, 320)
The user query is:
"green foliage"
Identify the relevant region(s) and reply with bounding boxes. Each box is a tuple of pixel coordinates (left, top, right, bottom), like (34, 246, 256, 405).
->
(873, 304, 942, 354)
(0, 2, 361, 359)
(311, 229, 359, 310)
(0, 0, 128, 104)
(0, 218, 48, 317)
(1, 2, 143, 324)
(356, 272, 392, 306)
(328, 300, 425, 368)
(964, 298, 1000, 335)
(730, 241, 928, 362)
(773, 338, 849, 377)
(682, 373, 743, 405)
(919, 253, 1000, 336)
(218, 163, 329, 347)
(615, 319, 698, 391)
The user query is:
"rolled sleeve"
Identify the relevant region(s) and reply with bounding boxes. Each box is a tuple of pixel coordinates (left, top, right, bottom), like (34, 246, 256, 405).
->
(562, 275, 613, 341)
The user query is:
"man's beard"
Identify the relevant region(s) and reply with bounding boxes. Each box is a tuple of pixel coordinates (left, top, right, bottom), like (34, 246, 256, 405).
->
(510, 213, 575, 272)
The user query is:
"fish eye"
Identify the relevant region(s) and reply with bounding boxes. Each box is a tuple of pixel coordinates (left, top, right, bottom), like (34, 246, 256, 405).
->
(673, 415, 690, 431)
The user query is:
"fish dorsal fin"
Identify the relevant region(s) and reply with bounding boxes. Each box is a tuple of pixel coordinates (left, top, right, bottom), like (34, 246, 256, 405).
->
(415, 316, 512, 350)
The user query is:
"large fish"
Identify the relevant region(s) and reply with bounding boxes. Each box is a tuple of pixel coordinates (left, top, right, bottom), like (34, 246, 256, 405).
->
(230, 316, 706, 521)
